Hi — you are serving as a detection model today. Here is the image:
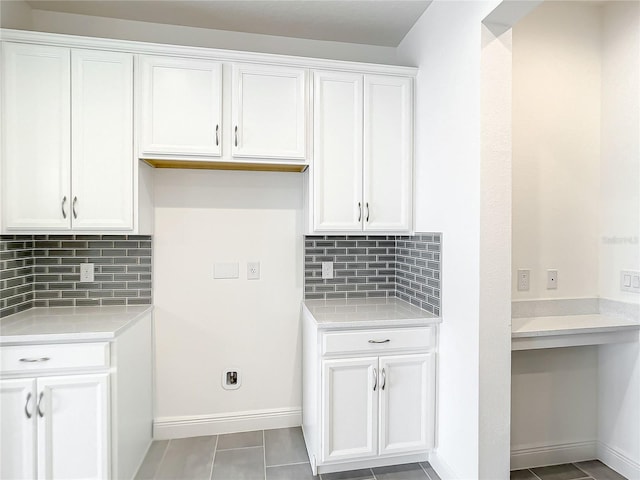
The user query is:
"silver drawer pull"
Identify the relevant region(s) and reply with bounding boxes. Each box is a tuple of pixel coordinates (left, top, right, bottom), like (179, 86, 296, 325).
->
(37, 392, 44, 417)
(25, 392, 33, 419)
(368, 339, 390, 344)
(381, 368, 386, 390)
(19, 357, 51, 363)
(373, 368, 378, 391)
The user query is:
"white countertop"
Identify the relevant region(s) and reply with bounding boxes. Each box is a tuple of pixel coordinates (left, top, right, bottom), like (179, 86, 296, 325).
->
(0, 305, 153, 345)
(512, 314, 640, 337)
(511, 313, 640, 351)
(303, 297, 440, 329)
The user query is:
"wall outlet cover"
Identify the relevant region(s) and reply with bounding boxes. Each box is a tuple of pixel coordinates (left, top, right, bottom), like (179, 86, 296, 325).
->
(214, 262, 239, 279)
(80, 263, 94, 283)
(247, 261, 260, 280)
(517, 269, 530, 291)
(322, 261, 334, 279)
(547, 269, 558, 289)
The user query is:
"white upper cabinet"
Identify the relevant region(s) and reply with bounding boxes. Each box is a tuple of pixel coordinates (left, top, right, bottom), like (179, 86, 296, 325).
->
(139, 55, 222, 158)
(311, 71, 413, 233)
(363, 75, 412, 232)
(71, 49, 133, 230)
(1, 43, 140, 233)
(313, 71, 363, 231)
(232, 63, 307, 160)
(2, 43, 71, 231)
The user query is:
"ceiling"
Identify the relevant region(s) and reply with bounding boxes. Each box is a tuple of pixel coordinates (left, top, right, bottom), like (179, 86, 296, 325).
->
(25, 1, 432, 47)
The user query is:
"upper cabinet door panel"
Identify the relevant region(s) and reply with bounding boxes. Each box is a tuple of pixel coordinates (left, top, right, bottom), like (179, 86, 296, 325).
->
(232, 64, 307, 159)
(313, 71, 363, 231)
(139, 55, 222, 157)
(2, 43, 71, 230)
(71, 49, 133, 230)
(363, 75, 412, 232)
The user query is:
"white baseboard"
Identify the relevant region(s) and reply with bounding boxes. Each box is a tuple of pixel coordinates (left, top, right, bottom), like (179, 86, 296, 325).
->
(510, 440, 597, 470)
(153, 407, 302, 440)
(427, 451, 459, 479)
(597, 441, 640, 480)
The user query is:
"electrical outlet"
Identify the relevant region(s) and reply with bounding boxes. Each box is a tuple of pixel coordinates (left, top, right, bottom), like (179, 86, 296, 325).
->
(322, 261, 334, 279)
(547, 269, 558, 289)
(247, 262, 260, 280)
(517, 269, 530, 291)
(80, 263, 94, 283)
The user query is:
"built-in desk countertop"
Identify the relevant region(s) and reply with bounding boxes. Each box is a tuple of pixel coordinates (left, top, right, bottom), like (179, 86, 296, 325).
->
(511, 314, 640, 350)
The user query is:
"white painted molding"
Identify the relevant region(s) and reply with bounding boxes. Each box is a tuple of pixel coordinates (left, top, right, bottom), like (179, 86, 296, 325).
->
(153, 407, 302, 440)
(510, 440, 597, 470)
(427, 451, 459, 480)
(597, 441, 640, 480)
(0, 29, 417, 77)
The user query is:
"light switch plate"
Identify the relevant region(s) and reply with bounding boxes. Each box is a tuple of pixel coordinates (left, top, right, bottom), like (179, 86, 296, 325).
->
(214, 262, 239, 279)
(547, 269, 558, 289)
(621, 270, 640, 293)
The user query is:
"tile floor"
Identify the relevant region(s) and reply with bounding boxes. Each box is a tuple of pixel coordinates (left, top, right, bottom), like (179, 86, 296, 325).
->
(135, 427, 441, 480)
(511, 460, 627, 480)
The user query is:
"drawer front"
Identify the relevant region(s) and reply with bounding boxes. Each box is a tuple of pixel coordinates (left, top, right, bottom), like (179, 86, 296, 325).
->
(322, 327, 434, 356)
(1, 342, 109, 374)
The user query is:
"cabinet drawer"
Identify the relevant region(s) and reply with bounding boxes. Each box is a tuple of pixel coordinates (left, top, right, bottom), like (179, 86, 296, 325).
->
(0, 342, 109, 374)
(322, 327, 434, 356)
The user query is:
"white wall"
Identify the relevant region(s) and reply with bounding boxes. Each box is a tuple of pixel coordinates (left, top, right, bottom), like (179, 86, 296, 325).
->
(512, 1, 602, 301)
(0, 0, 33, 29)
(599, 0, 640, 303)
(397, 1, 509, 477)
(22, 8, 398, 64)
(153, 169, 304, 433)
(598, 3, 640, 478)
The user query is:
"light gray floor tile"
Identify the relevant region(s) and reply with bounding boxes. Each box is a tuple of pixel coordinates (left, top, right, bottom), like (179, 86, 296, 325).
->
(211, 446, 265, 480)
(155, 436, 217, 480)
(266, 462, 318, 480)
(373, 463, 429, 480)
(420, 462, 442, 480)
(217, 430, 264, 450)
(531, 464, 592, 480)
(574, 461, 628, 480)
(134, 440, 169, 480)
(321, 468, 374, 480)
(264, 427, 309, 466)
(511, 469, 541, 480)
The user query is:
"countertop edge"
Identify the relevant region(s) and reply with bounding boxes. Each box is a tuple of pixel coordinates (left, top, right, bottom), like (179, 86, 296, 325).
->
(0, 305, 154, 345)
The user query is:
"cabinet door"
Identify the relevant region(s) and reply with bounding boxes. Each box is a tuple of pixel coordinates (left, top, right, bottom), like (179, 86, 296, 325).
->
(321, 357, 378, 463)
(0, 378, 37, 480)
(232, 64, 306, 159)
(139, 55, 222, 157)
(363, 75, 412, 232)
(313, 71, 363, 231)
(378, 353, 434, 456)
(71, 49, 133, 230)
(2, 43, 71, 230)
(37, 374, 109, 480)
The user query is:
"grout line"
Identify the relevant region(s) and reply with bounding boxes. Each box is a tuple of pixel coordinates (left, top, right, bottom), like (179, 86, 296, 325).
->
(571, 463, 594, 479)
(208, 434, 218, 480)
(528, 468, 543, 480)
(263, 430, 267, 480)
(371, 467, 377, 480)
(216, 445, 266, 452)
(266, 460, 309, 468)
(419, 462, 432, 480)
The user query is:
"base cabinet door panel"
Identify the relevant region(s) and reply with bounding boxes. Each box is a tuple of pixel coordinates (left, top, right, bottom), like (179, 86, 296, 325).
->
(0, 378, 37, 480)
(322, 357, 378, 463)
(36, 374, 109, 480)
(378, 353, 435, 456)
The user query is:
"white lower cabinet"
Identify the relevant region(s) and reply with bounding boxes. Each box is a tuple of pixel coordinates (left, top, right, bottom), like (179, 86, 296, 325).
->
(303, 315, 437, 475)
(0, 374, 108, 480)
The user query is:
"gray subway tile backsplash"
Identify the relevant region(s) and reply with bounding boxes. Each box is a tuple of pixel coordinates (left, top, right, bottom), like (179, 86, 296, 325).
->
(304, 233, 441, 315)
(0, 234, 153, 318)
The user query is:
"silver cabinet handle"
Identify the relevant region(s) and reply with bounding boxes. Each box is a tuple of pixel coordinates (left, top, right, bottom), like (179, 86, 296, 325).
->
(368, 339, 390, 344)
(366, 202, 370, 222)
(24, 392, 32, 419)
(19, 357, 50, 363)
(61, 196, 67, 219)
(72, 196, 78, 219)
(215, 124, 219, 146)
(234, 125, 238, 147)
(373, 367, 378, 391)
(358, 202, 362, 222)
(37, 392, 44, 418)
(381, 368, 386, 390)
